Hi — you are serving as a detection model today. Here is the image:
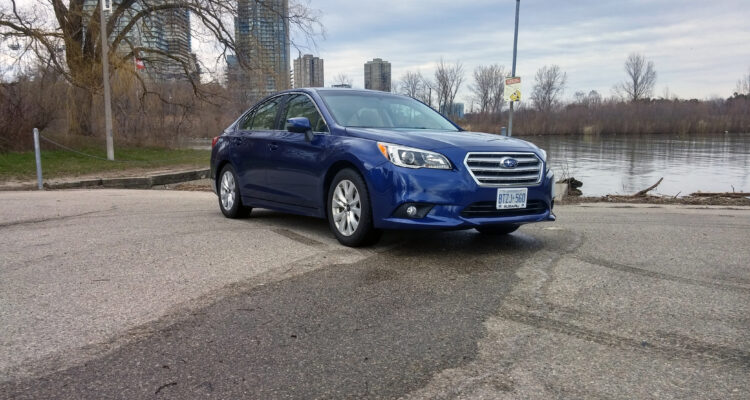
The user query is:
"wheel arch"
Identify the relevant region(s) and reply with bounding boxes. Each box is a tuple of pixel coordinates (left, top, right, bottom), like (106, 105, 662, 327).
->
(214, 159, 233, 193)
(322, 160, 367, 218)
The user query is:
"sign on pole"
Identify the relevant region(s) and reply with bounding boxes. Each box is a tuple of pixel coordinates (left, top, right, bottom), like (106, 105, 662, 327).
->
(504, 77, 521, 102)
(102, 0, 112, 12)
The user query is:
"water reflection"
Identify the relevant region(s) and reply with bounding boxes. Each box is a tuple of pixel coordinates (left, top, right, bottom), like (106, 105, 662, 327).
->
(528, 133, 750, 196)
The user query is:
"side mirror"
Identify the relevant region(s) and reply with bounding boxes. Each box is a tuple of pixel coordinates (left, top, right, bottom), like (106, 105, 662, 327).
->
(286, 117, 314, 141)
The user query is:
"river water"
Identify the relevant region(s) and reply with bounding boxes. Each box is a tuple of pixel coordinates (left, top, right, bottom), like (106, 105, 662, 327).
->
(189, 133, 750, 197)
(527, 133, 750, 197)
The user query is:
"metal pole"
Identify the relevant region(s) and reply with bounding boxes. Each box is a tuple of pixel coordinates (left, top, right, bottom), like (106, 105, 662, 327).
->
(33, 128, 43, 190)
(508, 0, 520, 137)
(508, 101, 514, 138)
(99, 2, 114, 160)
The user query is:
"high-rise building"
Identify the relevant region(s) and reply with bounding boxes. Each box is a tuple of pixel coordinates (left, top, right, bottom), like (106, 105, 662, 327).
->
(293, 54, 324, 88)
(161, 9, 193, 80)
(81, 0, 195, 81)
(233, 0, 290, 96)
(364, 58, 391, 92)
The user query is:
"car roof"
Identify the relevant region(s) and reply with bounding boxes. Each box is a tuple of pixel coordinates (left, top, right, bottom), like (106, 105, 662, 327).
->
(284, 87, 405, 96)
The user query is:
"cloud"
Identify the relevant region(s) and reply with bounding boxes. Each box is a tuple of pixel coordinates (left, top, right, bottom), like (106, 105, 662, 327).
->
(294, 0, 750, 102)
(10, 0, 744, 102)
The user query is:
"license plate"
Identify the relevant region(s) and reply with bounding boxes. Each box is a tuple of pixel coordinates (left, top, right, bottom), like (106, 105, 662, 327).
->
(496, 188, 528, 209)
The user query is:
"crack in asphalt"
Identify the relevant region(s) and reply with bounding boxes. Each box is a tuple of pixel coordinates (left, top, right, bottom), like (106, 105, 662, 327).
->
(0, 208, 115, 229)
(497, 309, 750, 368)
(576, 254, 750, 294)
(154, 381, 177, 395)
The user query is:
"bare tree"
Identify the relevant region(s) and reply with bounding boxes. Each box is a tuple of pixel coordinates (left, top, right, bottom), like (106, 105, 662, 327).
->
(587, 90, 602, 106)
(398, 70, 422, 97)
(469, 64, 505, 114)
(0, 62, 64, 151)
(530, 64, 567, 112)
(397, 70, 433, 105)
(735, 67, 750, 96)
(616, 53, 657, 102)
(0, 0, 322, 136)
(331, 72, 352, 87)
(420, 76, 435, 107)
(573, 91, 587, 104)
(573, 89, 602, 108)
(434, 58, 464, 115)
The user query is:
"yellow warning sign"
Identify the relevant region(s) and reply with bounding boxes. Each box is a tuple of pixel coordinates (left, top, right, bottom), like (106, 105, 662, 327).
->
(504, 77, 521, 102)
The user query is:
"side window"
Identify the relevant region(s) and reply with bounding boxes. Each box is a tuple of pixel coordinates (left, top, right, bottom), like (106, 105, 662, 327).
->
(238, 109, 255, 130)
(283, 94, 329, 133)
(250, 98, 281, 130)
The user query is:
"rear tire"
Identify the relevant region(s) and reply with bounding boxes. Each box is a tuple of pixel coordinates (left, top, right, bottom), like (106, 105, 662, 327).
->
(475, 224, 519, 235)
(327, 169, 381, 247)
(218, 165, 251, 218)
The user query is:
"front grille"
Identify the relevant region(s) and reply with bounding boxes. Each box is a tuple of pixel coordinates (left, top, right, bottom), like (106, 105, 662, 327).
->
(464, 152, 543, 186)
(461, 200, 548, 218)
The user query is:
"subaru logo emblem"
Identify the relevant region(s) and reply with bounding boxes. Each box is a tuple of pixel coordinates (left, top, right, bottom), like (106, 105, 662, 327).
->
(502, 158, 518, 168)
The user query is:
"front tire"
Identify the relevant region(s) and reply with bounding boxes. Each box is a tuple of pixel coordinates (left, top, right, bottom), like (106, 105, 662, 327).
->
(218, 165, 251, 218)
(327, 169, 381, 247)
(475, 224, 519, 235)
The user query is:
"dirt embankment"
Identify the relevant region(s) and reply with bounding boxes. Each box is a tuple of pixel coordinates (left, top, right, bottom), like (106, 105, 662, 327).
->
(558, 176, 750, 206)
(564, 194, 750, 206)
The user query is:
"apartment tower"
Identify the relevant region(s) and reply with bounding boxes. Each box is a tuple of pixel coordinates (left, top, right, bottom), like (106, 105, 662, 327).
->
(364, 58, 391, 92)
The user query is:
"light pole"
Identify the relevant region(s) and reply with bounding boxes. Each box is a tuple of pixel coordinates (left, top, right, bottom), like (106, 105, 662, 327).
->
(507, 0, 520, 137)
(99, 0, 114, 160)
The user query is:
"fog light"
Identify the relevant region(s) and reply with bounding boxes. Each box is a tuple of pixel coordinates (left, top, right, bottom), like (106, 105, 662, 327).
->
(393, 203, 434, 219)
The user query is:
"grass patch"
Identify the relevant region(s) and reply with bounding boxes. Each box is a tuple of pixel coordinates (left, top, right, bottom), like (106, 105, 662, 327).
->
(0, 146, 211, 181)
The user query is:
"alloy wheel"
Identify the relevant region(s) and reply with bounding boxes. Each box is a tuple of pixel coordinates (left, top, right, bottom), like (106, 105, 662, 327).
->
(331, 179, 361, 236)
(220, 170, 236, 211)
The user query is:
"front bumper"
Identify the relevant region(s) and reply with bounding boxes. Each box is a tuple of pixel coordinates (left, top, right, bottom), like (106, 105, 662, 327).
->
(366, 161, 555, 230)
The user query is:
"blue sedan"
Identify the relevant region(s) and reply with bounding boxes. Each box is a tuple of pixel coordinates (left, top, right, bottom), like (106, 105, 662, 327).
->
(210, 88, 555, 246)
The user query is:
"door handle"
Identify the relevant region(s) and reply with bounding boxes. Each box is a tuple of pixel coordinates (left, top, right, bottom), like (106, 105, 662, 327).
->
(268, 143, 279, 151)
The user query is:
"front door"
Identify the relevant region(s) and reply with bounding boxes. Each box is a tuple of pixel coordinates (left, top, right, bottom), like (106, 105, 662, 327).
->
(264, 93, 331, 210)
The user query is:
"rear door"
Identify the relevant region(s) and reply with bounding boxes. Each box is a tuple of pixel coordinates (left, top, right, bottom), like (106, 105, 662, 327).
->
(263, 93, 332, 209)
(231, 108, 264, 199)
(232, 96, 283, 202)
(243, 96, 284, 202)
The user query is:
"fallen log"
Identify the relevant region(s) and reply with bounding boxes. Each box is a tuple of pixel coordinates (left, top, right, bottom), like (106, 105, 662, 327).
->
(634, 177, 663, 197)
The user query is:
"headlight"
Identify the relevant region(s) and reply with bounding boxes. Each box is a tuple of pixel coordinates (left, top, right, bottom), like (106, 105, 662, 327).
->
(377, 142, 452, 169)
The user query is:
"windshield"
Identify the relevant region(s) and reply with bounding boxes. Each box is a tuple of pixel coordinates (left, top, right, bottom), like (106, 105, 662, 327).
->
(318, 91, 459, 131)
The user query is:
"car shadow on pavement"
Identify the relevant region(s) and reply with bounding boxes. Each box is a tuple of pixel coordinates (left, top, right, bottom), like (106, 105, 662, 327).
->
(240, 208, 546, 255)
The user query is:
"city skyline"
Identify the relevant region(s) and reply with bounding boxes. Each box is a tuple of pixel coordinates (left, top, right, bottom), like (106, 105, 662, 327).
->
(63, 0, 750, 102)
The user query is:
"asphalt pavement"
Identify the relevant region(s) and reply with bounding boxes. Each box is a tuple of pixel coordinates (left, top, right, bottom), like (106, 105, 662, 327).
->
(0, 190, 748, 399)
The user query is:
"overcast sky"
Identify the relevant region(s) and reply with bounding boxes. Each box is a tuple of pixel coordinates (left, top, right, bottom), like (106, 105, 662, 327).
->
(4, 0, 748, 103)
(287, 0, 750, 103)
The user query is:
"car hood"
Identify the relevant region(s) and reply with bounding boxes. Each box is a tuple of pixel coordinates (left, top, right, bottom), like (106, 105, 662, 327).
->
(344, 127, 539, 152)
